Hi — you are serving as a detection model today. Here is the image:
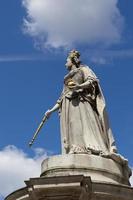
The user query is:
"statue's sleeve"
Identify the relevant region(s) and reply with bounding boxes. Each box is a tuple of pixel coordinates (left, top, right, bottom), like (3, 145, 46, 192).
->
(81, 66, 101, 98)
(56, 87, 65, 105)
(81, 66, 98, 82)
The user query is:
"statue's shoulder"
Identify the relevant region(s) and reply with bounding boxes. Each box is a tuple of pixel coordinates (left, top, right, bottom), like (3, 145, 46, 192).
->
(80, 65, 92, 74)
(80, 64, 91, 69)
(80, 65, 98, 80)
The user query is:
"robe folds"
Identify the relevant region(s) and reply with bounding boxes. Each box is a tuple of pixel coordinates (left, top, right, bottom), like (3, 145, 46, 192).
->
(57, 65, 117, 155)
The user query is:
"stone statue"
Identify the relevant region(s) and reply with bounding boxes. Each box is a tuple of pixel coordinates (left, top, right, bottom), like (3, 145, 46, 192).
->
(6, 51, 132, 200)
(45, 50, 127, 165)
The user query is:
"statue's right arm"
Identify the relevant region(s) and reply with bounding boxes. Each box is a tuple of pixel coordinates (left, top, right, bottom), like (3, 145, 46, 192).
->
(45, 86, 64, 118)
(49, 103, 60, 113)
(45, 103, 60, 118)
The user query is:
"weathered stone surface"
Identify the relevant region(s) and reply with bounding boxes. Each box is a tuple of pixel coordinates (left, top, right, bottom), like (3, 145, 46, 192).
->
(43, 50, 119, 160)
(5, 175, 133, 200)
(5, 51, 133, 200)
(41, 154, 131, 185)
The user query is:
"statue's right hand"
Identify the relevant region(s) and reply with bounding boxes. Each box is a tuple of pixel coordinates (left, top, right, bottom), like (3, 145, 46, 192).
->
(45, 109, 52, 118)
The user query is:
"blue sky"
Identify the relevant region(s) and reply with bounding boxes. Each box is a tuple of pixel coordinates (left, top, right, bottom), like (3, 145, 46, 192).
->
(0, 0, 133, 198)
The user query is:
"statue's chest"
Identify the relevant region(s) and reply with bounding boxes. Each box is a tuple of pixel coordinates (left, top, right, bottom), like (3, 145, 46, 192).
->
(72, 70, 84, 84)
(64, 69, 84, 91)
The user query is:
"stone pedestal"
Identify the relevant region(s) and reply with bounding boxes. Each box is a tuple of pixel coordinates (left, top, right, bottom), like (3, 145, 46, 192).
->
(5, 175, 133, 200)
(5, 154, 133, 200)
(41, 154, 131, 185)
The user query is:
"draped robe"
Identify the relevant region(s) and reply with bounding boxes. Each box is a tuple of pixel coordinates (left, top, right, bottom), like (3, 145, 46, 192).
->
(57, 65, 117, 155)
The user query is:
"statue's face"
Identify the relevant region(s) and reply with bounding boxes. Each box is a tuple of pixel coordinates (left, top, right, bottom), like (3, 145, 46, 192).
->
(65, 58, 73, 70)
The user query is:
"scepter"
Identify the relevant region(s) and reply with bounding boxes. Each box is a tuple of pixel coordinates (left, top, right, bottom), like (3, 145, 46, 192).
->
(29, 104, 60, 147)
(29, 114, 49, 147)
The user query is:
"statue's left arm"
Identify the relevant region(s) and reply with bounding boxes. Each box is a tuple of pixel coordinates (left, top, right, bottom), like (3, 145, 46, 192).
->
(73, 66, 98, 90)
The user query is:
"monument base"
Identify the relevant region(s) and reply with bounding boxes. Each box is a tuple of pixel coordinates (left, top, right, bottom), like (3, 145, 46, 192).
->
(5, 154, 133, 200)
(41, 154, 131, 185)
(5, 175, 133, 200)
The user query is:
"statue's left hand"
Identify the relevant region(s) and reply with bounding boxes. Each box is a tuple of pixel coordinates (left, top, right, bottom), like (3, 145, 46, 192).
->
(72, 84, 81, 90)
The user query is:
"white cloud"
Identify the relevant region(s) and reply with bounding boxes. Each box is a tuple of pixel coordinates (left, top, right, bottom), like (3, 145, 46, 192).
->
(0, 54, 45, 62)
(0, 55, 34, 62)
(83, 48, 133, 65)
(22, 0, 124, 49)
(0, 145, 47, 198)
(90, 56, 107, 65)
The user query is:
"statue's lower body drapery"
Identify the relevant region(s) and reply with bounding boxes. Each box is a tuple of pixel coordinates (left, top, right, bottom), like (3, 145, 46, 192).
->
(60, 96, 109, 155)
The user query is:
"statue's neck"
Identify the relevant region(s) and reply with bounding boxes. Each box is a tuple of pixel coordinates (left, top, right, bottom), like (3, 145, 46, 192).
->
(70, 65, 78, 71)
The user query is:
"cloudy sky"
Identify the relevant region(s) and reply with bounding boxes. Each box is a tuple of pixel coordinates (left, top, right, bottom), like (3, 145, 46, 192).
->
(0, 0, 133, 198)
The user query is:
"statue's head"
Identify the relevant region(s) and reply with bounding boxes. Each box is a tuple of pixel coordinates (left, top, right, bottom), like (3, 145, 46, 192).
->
(65, 50, 81, 70)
